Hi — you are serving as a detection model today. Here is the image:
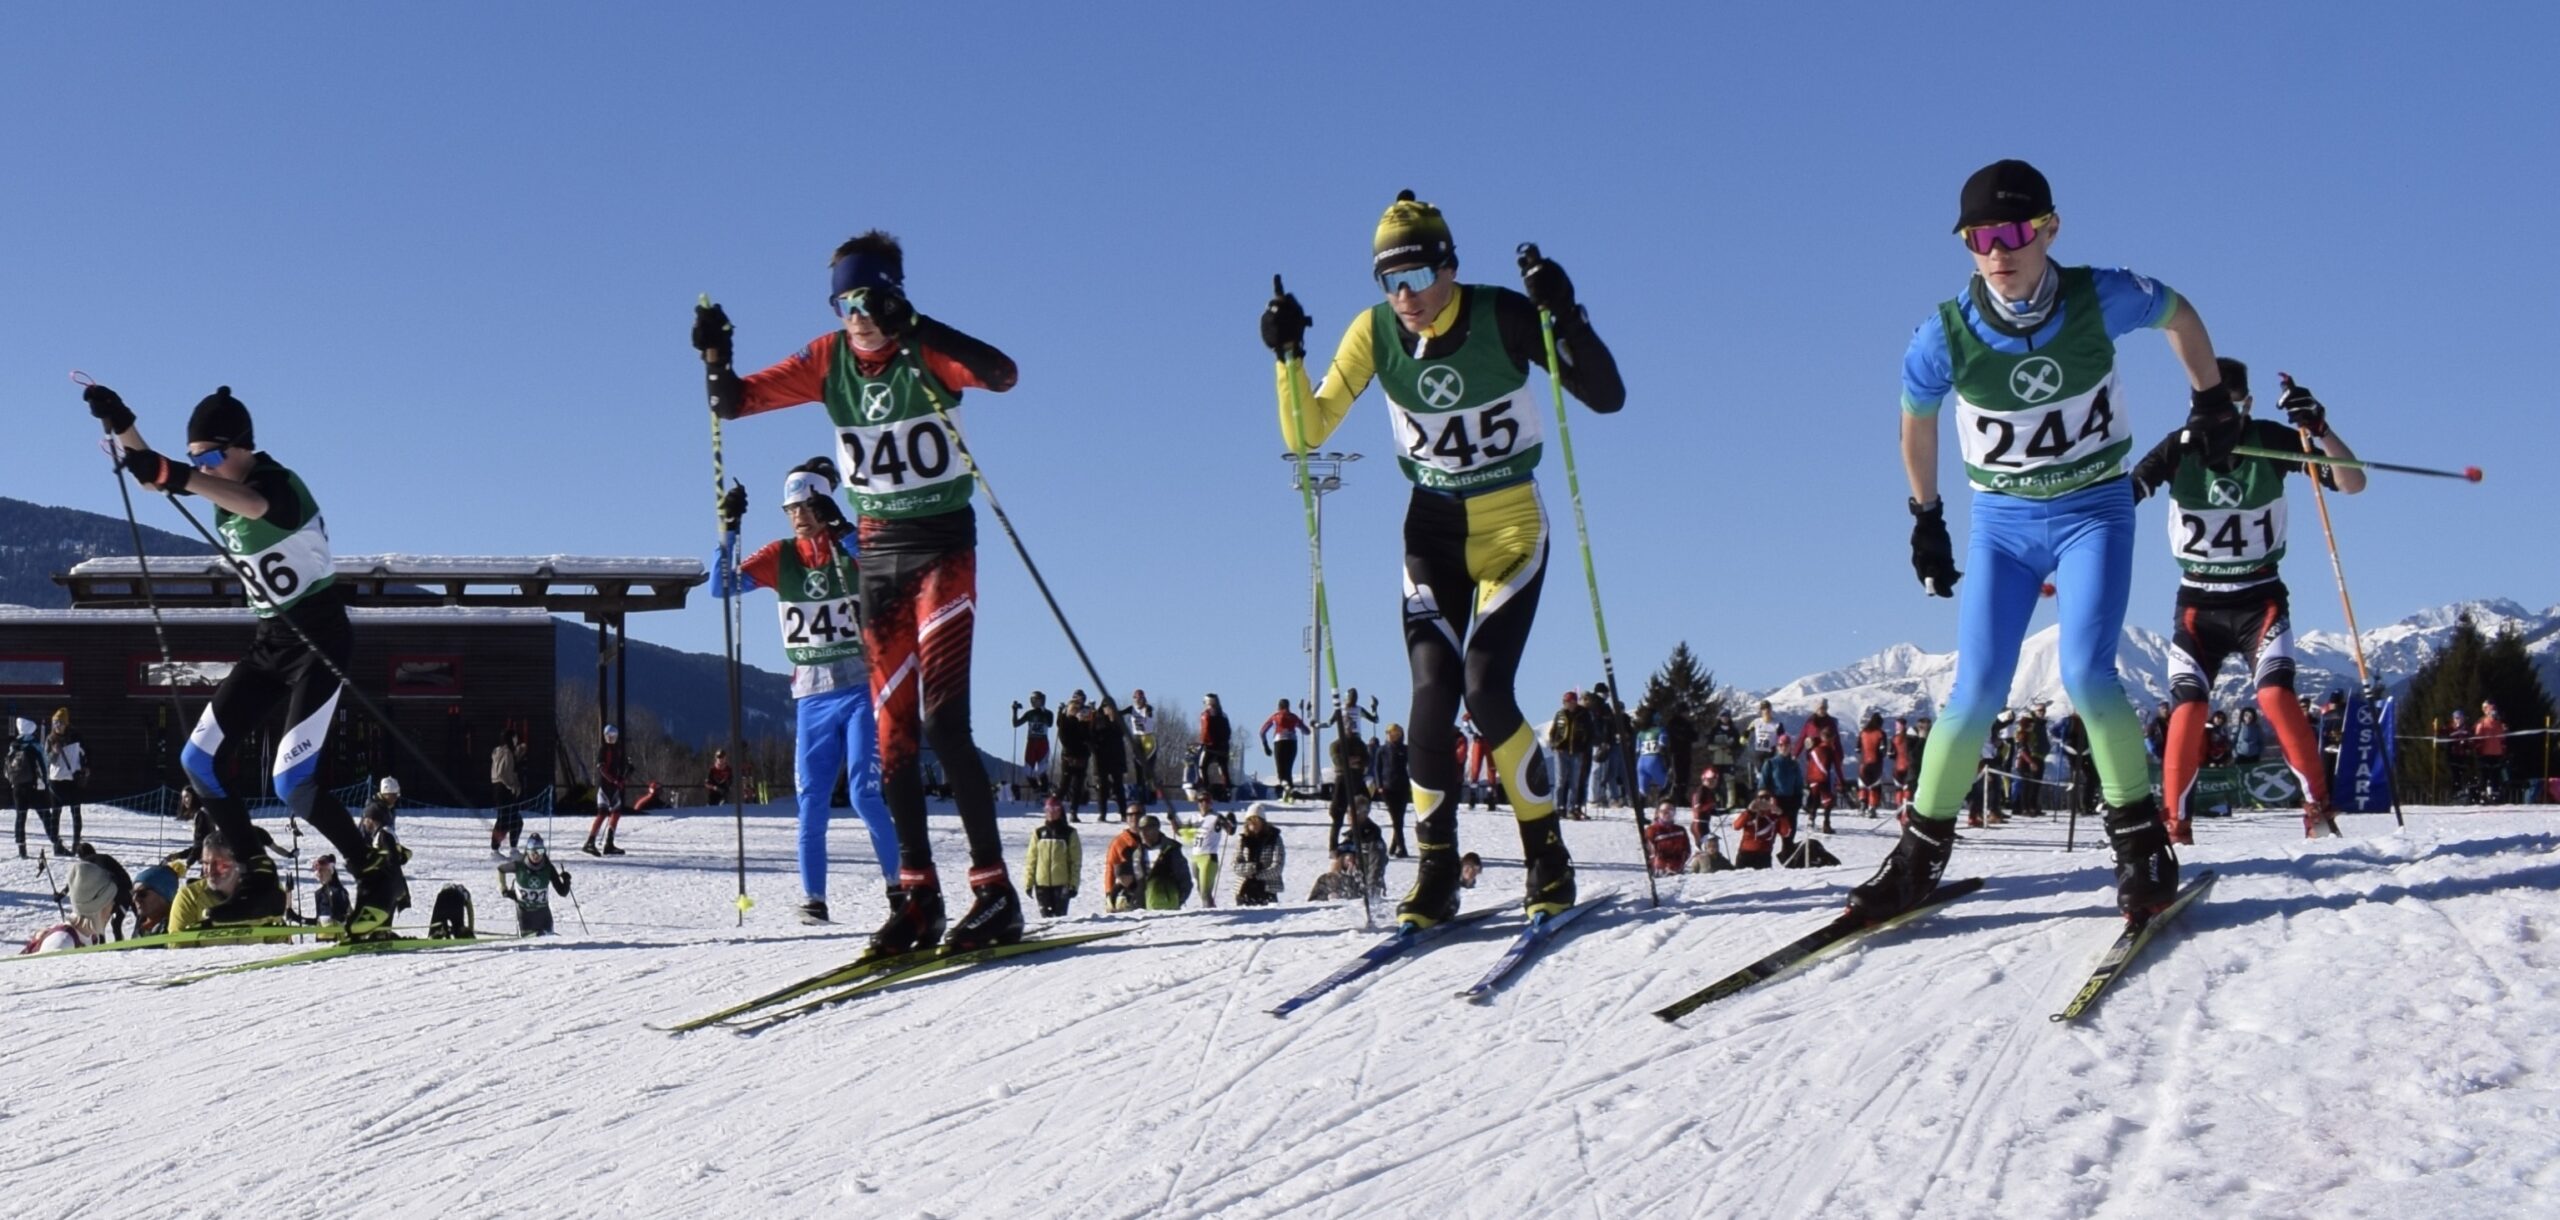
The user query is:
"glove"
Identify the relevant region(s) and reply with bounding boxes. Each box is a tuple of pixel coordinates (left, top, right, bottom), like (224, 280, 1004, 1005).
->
(1515, 244, 1576, 317)
(2278, 378, 2326, 438)
(2183, 382, 2242, 467)
(692, 299, 734, 364)
(1908, 498, 1960, 598)
(83, 384, 136, 433)
(1261, 276, 1311, 360)
(719, 483, 748, 532)
(851, 285, 915, 340)
(1012, 701, 1022, 712)
(557, 869, 572, 890)
(120, 446, 191, 494)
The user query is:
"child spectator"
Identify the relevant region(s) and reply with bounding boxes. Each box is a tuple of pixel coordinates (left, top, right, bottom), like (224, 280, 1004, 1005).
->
(1022, 798, 1083, 917)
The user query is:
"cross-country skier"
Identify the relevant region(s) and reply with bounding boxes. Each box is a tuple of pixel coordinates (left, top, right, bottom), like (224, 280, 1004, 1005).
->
(712, 459, 904, 923)
(697, 229, 1024, 953)
(1261, 699, 1308, 796)
(1262, 191, 1625, 923)
(82, 383, 405, 934)
(1013, 692, 1054, 796)
(498, 835, 573, 936)
(2130, 358, 2365, 840)
(585, 726, 628, 856)
(1859, 158, 2236, 923)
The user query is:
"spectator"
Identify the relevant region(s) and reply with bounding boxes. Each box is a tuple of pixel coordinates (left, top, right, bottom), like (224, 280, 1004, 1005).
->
(2445, 709, 2475, 800)
(20, 859, 116, 954)
(587, 724, 628, 856)
(1374, 724, 1412, 857)
(1458, 852, 1484, 889)
(357, 799, 413, 926)
(1021, 797, 1083, 917)
(498, 836, 572, 935)
(1103, 809, 1146, 912)
(72, 843, 134, 940)
(1330, 687, 1381, 755)
(2475, 702, 2510, 803)
(2059, 713, 2096, 818)
(1645, 802, 1691, 876)
(1589, 684, 1631, 809)
(1126, 689, 1162, 800)
(1706, 711, 1745, 810)
(42, 708, 87, 850)
(1261, 699, 1309, 796)
(1756, 734, 1806, 853)
(310, 853, 352, 926)
(1092, 697, 1131, 813)
(1690, 832, 1732, 874)
(1012, 691, 1055, 797)
(490, 730, 529, 855)
(1231, 812, 1285, 907)
(702, 747, 732, 807)
(2204, 709, 2233, 768)
(1327, 731, 1372, 851)
(2013, 702, 2052, 818)
(1733, 793, 1782, 870)
(1746, 700, 1784, 786)
(2230, 707, 2266, 768)
(1633, 710, 1671, 805)
(1342, 798, 1389, 893)
(1891, 716, 1921, 808)
(1548, 691, 1592, 820)
(168, 834, 248, 934)
(1184, 805, 1232, 909)
(1056, 694, 1094, 818)
(1664, 706, 1699, 807)
(1197, 694, 1234, 805)
(1856, 712, 1889, 815)
(1459, 713, 1496, 810)
(1971, 711, 2011, 827)
(1140, 817, 1192, 910)
(11, 717, 58, 858)
(1307, 844, 1367, 902)
(1802, 698, 1842, 818)
(133, 863, 180, 936)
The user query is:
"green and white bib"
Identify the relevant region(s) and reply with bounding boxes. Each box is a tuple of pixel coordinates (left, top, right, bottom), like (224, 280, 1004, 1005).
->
(1371, 287, 1542, 494)
(2165, 452, 2290, 581)
(216, 460, 334, 617)
(821, 337, 973, 520)
(773, 540, 864, 666)
(1943, 267, 2131, 499)
(1637, 727, 1665, 757)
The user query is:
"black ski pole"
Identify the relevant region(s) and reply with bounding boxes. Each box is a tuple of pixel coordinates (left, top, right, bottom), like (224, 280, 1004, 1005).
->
(36, 850, 68, 921)
(76, 372, 196, 795)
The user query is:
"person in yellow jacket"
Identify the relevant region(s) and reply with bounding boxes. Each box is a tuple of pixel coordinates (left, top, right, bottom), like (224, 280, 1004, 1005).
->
(1020, 797, 1083, 917)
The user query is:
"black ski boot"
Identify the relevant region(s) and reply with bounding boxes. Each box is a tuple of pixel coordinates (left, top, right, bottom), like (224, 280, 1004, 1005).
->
(944, 867, 1026, 952)
(1396, 844, 1463, 928)
(2105, 797, 2178, 921)
(797, 898, 830, 926)
(580, 838, 602, 857)
(1520, 814, 1576, 918)
(1845, 815, 1955, 923)
(867, 871, 948, 959)
(206, 851, 288, 925)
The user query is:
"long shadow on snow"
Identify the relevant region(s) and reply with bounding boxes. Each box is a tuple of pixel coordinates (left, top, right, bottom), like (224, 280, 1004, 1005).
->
(2192, 859, 2560, 931)
(2197, 832, 2560, 887)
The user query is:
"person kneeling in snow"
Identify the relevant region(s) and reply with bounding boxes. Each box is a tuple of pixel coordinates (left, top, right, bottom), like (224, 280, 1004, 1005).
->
(499, 835, 573, 935)
(1230, 812, 1286, 907)
(1307, 844, 1368, 903)
(20, 859, 118, 953)
(1733, 792, 1782, 870)
(1645, 802, 1691, 876)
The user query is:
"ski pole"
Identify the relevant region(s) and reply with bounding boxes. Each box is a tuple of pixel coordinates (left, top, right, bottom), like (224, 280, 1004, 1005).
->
(908, 358, 1150, 776)
(566, 877, 590, 934)
(708, 389, 750, 926)
(36, 850, 68, 921)
(75, 372, 197, 799)
(2226, 444, 2482, 483)
(1519, 244, 1655, 909)
(1273, 276, 1342, 702)
(2278, 374, 2371, 686)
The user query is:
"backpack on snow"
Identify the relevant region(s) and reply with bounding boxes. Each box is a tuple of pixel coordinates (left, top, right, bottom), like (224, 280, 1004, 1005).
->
(1779, 839, 1840, 869)
(428, 884, 475, 939)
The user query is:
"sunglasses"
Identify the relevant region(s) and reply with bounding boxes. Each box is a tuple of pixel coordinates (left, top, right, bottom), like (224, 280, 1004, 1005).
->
(1377, 264, 1441, 296)
(1960, 214, 2053, 255)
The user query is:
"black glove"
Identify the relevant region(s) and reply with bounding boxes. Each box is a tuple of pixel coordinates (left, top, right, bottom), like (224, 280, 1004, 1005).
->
(83, 384, 135, 433)
(1515, 243, 1576, 316)
(120, 446, 191, 494)
(2278, 378, 2326, 438)
(2183, 382, 2242, 467)
(719, 483, 748, 532)
(556, 869, 572, 890)
(855, 285, 915, 340)
(691, 299, 734, 364)
(1261, 275, 1310, 360)
(1909, 498, 1960, 598)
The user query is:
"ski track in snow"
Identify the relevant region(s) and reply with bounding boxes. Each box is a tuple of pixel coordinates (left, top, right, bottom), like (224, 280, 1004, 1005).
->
(3, 800, 2556, 1219)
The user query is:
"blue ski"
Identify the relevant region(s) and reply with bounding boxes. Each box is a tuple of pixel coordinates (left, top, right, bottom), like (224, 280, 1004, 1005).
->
(1457, 894, 1619, 1003)
(1269, 907, 1505, 1018)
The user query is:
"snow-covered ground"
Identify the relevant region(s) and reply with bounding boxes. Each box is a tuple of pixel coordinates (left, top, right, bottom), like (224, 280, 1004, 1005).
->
(5, 795, 2556, 1219)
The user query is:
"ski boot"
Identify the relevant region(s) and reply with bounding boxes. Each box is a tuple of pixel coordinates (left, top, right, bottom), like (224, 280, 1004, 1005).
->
(2164, 812, 2194, 847)
(1966, 811, 1985, 829)
(1396, 843, 1463, 929)
(2105, 797, 2178, 922)
(600, 836, 626, 856)
(1845, 815, 1955, 923)
(348, 840, 412, 940)
(580, 838, 602, 857)
(206, 851, 289, 925)
(1520, 815, 1576, 918)
(867, 871, 948, 959)
(797, 897, 830, 926)
(2303, 800, 2341, 840)
(943, 867, 1026, 952)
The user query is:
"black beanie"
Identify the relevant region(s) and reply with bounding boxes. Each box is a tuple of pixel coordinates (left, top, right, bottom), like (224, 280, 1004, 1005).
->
(186, 386, 254, 449)
(2215, 357, 2249, 399)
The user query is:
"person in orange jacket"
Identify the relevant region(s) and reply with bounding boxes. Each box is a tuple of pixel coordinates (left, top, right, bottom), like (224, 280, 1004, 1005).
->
(2473, 702, 2510, 803)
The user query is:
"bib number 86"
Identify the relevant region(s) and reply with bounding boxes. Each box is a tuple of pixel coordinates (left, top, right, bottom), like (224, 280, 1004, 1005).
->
(230, 552, 302, 606)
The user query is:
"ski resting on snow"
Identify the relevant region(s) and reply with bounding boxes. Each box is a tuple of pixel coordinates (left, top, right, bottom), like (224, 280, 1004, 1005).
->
(2051, 869, 2220, 1023)
(1268, 906, 1507, 1018)
(1653, 877, 1986, 1023)
(1458, 893, 1619, 1003)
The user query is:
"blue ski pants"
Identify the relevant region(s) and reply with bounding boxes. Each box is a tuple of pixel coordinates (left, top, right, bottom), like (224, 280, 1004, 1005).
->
(796, 686, 899, 900)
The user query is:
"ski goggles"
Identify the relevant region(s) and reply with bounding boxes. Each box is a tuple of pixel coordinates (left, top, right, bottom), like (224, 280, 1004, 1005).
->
(1377, 264, 1443, 297)
(1959, 214, 2054, 255)
(185, 448, 231, 470)
(832, 288, 882, 317)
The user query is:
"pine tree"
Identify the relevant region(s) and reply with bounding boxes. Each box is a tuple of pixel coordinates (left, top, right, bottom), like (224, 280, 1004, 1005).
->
(2400, 615, 2556, 802)
(1639, 642, 1729, 727)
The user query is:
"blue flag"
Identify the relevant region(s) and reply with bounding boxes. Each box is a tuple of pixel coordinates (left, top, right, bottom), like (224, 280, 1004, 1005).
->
(2332, 691, 2397, 814)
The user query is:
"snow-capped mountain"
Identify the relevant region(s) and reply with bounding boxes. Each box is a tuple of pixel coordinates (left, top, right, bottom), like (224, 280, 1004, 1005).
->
(1752, 599, 2560, 721)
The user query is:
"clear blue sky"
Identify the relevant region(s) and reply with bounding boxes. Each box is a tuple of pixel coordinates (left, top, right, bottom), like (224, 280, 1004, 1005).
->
(8, 3, 2555, 752)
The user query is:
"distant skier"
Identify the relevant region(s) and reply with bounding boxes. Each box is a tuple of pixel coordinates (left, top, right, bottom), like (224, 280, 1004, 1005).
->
(1634, 710, 1671, 805)
(1013, 692, 1055, 796)
(1860, 159, 2236, 925)
(498, 835, 573, 936)
(1055, 694, 1094, 818)
(82, 382, 404, 934)
(713, 460, 904, 922)
(2129, 358, 2365, 840)
(700, 227, 1026, 954)
(1261, 699, 1309, 795)
(1263, 189, 1625, 925)
(1196, 694, 1233, 805)
(1375, 724, 1412, 857)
